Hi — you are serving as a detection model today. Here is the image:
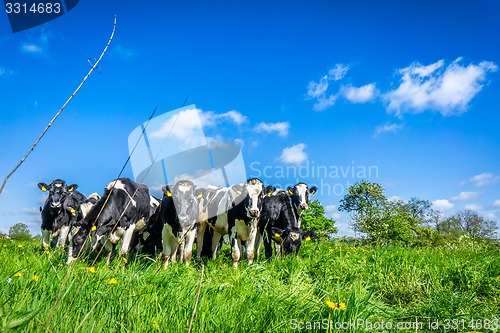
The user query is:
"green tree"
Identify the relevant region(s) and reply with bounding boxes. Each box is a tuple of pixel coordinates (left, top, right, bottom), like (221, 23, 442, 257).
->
(338, 181, 387, 238)
(441, 210, 497, 239)
(300, 200, 337, 238)
(8, 223, 31, 241)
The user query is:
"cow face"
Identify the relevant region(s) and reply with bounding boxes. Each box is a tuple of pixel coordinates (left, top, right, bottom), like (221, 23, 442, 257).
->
(272, 226, 304, 255)
(169, 180, 198, 227)
(38, 180, 78, 210)
(287, 183, 317, 210)
(244, 178, 264, 218)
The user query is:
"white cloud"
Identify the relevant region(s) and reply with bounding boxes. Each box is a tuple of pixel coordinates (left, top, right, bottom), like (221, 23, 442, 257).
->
(388, 196, 403, 202)
(113, 45, 138, 59)
(20, 30, 50, 56)
(492, 199, 500, 208)
(374, 123, 403, 137)
(306, 64, 349, 111)
(201, 110, 247, 127)
(328, 64, 350, 81)
(254, 122, 289, 137)
(469, 173, 500, 187)
(149, 108, 206, 147)
(432, 199, 454, 212)
(342, 83, 377, 103)
(385, 58, 497, 116)
(324, 204, 342, 220)
(279, 143, 307, 165)
(451, 191, 480, 201)
(465, 204, 483, 211)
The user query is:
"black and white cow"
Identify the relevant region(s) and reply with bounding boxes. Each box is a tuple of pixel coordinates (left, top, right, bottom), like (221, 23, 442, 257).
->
(198, 178, 265, 268)
(257, 190, 303, 259)
(38, 179, 81, 249)
(52, 188, 86, 247)
(286, 183, 317, 228)
(151, 180, 199, 269)
(67, 178, 151, 264)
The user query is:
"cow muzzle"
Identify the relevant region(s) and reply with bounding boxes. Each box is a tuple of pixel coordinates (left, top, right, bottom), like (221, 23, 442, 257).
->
(51, 202, 62, 208)
(249, 209, 259, 217)
(300, 203, 308, 210)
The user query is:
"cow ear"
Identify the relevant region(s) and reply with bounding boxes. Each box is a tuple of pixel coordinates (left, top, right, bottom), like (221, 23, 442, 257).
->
(67, 184, 78, 192)
(232, 184, 244, 195)
(309, 186, 318, 195)
(266, 185, 275, 195)
(162, 186, 172, 197)
(38, 183, 49, 192)
(287, 187, 293, 195)
(271, 227, 284, 240)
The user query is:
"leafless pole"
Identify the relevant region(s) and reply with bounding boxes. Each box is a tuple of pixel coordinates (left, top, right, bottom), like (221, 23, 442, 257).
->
(0, 16, 117, 195)
(187, 264, 205, 333)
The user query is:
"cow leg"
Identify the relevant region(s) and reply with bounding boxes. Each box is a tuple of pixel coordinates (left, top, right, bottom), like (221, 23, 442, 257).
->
(104, 238, 114, 265)
(196, 222, 207, 258)
(177, 237, 185, 263)
(184, 228, 197, 265)
(58, 225, 70, 247)
(275, 243, 282, 258)
(254, 231, 263, 261)
(119, 224, 135, 257)
(263, 230, 273, 260)
(231, 236, 241, 269)
(246, 225, 258, 265)
(211, 232, 222, 259)
(41, 229, 51, 250)
(161, 224, 175, 270)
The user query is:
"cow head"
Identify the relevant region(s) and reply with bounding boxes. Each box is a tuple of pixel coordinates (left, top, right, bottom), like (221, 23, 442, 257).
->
(38, 179, 78, 210)
(168, 180, 198, 227)
(243, 178, 265, 218)
(271, 226, 304, 255)
(287, 183, 317, 211)
(265, 185, 277, 196)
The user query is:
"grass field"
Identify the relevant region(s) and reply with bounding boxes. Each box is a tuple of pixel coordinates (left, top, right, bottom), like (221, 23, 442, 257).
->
(1, 237, 499, 332)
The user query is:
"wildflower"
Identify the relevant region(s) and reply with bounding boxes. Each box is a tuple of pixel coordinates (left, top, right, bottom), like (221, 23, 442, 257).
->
(339, 302, 346, 311)
(305, 236, 311, 241)
(326, 300, 337, 310)
(153, 321, 160, 330)
(17, 244, 23, 248)
(33, 275, 39, 282)
(7, 278, 12, 283)
(88, 266, 96, 274)
(122, 258, 128, 264)
(58, 263, 63, 267)
(91, 225, 97, 231)
(44, 250, 50, 255)
(14, 272, 22, 277)
(108, 278, 118, 285)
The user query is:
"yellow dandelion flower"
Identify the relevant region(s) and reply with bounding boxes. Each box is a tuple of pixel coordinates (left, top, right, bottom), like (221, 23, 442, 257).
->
(339, 302, 346, 311)
(91, 225, 97, 231)
(33, 275, 39, 282)
(108, 278, 118, 285)
(17, 244, 23, 248)
(122, 258, 128, 264)
(326, 300, 337, 310)
(305, 236, 311, 241)
(335, 276, 340, 279)
(44, 250, 50, 254)
(88, 266, 96, 274)
(58, 263, 63, 267)
(14, 272, 22, 277)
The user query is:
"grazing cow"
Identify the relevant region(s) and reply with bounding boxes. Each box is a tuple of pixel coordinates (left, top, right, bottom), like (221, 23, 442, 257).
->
(286, 183, 317, 228)
(38, 179, 79, 249)
(198, 179, 265, 268)
(151, 180, 199, 269)
(67, 178, 151, 264)
(194, 186, 220, 259)
(257, 190, 304, 259)
(52, 188, 86, 247)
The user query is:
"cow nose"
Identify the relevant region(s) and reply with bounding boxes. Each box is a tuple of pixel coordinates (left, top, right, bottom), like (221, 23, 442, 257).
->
(178, 214, 188, 221)
(249, 209, 259, 217)
(51, 202, 61, 208)
(300, 203, 308, 210)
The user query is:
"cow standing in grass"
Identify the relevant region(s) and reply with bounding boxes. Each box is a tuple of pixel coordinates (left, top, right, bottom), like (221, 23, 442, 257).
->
(38, 179, 82, 249)
(67, 178, 151, 264)
(147, 180, 199, 269)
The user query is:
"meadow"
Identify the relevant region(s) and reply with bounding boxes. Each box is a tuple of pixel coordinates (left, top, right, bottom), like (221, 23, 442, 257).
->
(1, 237, 499, 333)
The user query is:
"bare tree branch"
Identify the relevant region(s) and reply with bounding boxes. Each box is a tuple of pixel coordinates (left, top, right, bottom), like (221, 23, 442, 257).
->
(0, 16, 117, 195)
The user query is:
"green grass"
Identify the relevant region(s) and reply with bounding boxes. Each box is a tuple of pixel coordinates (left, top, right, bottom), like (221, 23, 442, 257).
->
(0, 238, 499, 332)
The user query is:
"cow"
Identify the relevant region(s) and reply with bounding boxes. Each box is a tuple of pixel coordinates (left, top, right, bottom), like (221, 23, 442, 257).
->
(52, 188, 86, 247)
(67, 178, 151, 264)
(286, 183, 317, 228)
(257, 190, 304, 260)
(38, 179, 80, 249)
(148, 180, 199, 269)
(197, 178, 265, 268)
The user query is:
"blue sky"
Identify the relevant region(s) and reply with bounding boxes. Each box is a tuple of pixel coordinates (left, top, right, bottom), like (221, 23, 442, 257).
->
(0, 0, 499, 237)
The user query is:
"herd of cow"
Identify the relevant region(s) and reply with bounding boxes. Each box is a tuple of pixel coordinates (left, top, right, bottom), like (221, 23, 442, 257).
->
(37, 177, 317, 268)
